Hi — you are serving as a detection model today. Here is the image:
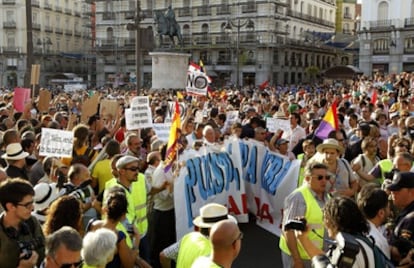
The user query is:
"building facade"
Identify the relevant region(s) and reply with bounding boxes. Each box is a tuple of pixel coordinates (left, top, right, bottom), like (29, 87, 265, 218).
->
(0, 0, 93, 88)
(359, 0, 414, 75)
(95, 0, 344, 88)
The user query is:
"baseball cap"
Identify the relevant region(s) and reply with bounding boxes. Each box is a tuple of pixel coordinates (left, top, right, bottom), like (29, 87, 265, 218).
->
(387, 172, 414, 191)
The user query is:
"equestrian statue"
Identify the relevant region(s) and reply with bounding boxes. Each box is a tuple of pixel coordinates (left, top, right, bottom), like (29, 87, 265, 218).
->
(154, 5, 183, 48)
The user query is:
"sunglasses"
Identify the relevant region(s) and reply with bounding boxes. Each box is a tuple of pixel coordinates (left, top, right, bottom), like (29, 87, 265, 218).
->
(313, 175, 331, 181)
(124, 166, 139, 172)
(232, 231, 244, 244)
(53, 257, 83, 268)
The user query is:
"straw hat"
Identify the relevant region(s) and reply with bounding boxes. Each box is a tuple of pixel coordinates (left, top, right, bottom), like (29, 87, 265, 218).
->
(33, 183, 64, 211)
(316, 138, 344, 155)
(1, 143, 29, 160)
(193, 203, 237, 228)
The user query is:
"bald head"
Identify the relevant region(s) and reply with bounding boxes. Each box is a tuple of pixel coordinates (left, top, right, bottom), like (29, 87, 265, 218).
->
(210, 219, 240, 250)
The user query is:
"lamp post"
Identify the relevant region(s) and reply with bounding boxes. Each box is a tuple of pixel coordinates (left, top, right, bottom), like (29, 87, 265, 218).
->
(224, 18, 254, 88)
(127, 1, 144, 95)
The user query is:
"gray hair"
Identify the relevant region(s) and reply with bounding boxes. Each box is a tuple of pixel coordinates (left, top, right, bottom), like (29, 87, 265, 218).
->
(82, 228, 117, 266)
(46, 226, 82, 257)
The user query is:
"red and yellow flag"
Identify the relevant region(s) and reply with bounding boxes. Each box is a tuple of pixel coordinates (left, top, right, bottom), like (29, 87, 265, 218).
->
(164, 101, 181, 172)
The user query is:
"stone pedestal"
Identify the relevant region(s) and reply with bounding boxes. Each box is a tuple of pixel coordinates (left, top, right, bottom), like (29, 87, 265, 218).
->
(149, 52, 191, 90)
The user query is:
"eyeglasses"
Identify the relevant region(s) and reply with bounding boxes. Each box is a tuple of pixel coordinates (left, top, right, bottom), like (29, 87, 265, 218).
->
(313, 175, 331, 181)
(16, 200, 34, 209)
(53, 257, 83, 268)
(124, 166, 139, 172)
(232, 232, 244, 244)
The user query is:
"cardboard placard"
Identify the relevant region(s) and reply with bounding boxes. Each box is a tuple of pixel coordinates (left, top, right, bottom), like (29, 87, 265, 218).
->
(81, 93, 100, 123)
(99, 99, 118, 118)
(38, 89, 51, 112)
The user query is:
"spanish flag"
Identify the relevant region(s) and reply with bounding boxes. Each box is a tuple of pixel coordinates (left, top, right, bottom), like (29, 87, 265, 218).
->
(314, 101, 339, 139)
(164, 101, 181, 172)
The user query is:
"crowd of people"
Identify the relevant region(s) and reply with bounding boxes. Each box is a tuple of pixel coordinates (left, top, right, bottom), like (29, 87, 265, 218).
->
(1, 71, 414, 267)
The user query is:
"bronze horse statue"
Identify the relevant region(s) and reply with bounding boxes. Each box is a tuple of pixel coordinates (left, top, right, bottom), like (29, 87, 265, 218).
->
(154, 9, 183, 48)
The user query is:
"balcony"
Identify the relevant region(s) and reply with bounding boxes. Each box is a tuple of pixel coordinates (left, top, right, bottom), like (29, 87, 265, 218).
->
(125, 38, 135, 46)
(369, 19, 392, 29)
(183, 35, 191, 45)
(44, 2, 52, 10)
(64, 8, 72, 15)
(216, 34, 231, 44)
(142, 10, 153, 18)
(65, 30, 72, 36)
(287, 10, 334, 27)
(343, 13, 352, 19)
(3, 21, 16, 29)
(240, 33, 256, 43)
(178, 7, 191, 17)
(55, 27, 63, 34)
(242, 3, 257, 13)
(404, 47, 414, 54)
(2, 0, 16, 4)
(44, 25, 53, 32)
(74, 11, 81, 17)
(405, 17, 414, 27)
(197, 6, 211, 16)
(373, 48, 389, 55)
(342, 29, 352, 34)
(143, 59, 152, 65)
(125, 11, 135, 19)
(74, 30, 82, 36)
(217, 5, 230, 15)
(196, 34, 211, 44)
(32, 23, 41, 30)
(2, 46, 21, 53)
(55, 6, 62, 12)
(31, 0, 40, 7)
(103, 12, 116, 20)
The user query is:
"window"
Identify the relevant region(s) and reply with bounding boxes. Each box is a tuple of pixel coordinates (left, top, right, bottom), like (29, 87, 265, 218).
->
(7, 33, 15, 47)
(107, 27, 114, 41)
(378, 1, 388, 20)
(6, 10, 14, 22)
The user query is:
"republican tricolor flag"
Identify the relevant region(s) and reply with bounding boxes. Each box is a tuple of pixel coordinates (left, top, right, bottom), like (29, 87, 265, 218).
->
(164, 101, 181, 172)
(314, 101, 339, 139)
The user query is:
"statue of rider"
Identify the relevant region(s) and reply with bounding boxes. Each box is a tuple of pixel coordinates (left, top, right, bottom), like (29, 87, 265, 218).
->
(165, 4, 176, 35)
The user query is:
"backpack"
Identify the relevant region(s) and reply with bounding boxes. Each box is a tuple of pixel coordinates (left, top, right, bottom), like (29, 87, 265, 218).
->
(356, 235, 395, 268)
(71, 147, 95, 166)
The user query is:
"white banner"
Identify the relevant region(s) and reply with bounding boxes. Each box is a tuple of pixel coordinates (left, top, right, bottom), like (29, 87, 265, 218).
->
(266, 118, 290, 133)
(186, 71, 209, 96)
(174, 137, 300, 239)
(165, 102, 187, 123)
(152, 123, 172, 142)
(39, 128, 74, 157)
(126, 96, 153, 130)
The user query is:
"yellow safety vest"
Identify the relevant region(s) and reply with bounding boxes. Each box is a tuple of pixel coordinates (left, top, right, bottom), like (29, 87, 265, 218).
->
(297, 154, 305, 187)
(279, 185, 325, 260)
(177, 232, 212, 268)
(378, 159, 393, 185)
(104, 173, 148, 236)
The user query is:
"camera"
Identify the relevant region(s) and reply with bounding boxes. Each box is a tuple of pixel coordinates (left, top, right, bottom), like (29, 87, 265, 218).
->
(18, 238, 43, 260)
(311, 232, 360, 268)
(64, 180, 93, 203)
(284, 218, 307, 231)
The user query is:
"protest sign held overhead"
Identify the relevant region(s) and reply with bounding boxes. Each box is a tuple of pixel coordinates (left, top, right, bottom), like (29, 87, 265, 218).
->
(39, 128, 74, 157)
(13, 88, 31, 112)
(125, 96, 153, 130)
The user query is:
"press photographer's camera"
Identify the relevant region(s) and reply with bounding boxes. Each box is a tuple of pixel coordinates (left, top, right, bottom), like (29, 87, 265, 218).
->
(18, 238, 43, 260)
(312, 232, 360, 268)
(284, 218, 307, 231)
(64, 180, 93, 203)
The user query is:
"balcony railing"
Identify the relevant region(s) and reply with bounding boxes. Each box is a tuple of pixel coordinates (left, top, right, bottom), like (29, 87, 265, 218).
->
(287, 10, 334, 27)
(31, 0, 40, 7)
(2, 46, 21, 53)
(216, 34, 231, 44)
(125, 11, 135, 19)
(55, 27, 63, 34)
(196, 35, 211, 44)
(3, 21, 16, 28)
(404, 47, 414, 54)
(55, 6, 62, 12)
(405, 17, 414, 27)
(44, 25, 53, 32)
(2, 0, 16, 4)
(197, 6, 211, 16)
(64, 8, 72, 15)
(103, 12, 116, 20)
(178, 7, 191, 17)
(65, 30, 72, 36)
(373, 48, 389, 55)
(32, 23, 41, 30)
(44, 2, 52, 10)
(343, 14, 352, 19)
(74, 30, 82, 36)
(242, 3, 257, 13)
(369, 19, 392, 29)
(74, 11, 81, 17)
(217, 5, 230, 15)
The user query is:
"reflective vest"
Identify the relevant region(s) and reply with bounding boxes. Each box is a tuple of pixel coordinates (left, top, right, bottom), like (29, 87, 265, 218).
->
(177, 232, 212, 268)
(378, 159, 393, 185)
(279, 185, 325, 260)
(297, 154, 305, 187)
(104, 173, 148, 236)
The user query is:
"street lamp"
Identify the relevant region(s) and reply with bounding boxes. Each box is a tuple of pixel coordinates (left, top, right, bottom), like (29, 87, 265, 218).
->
(224, 18, 254, 88)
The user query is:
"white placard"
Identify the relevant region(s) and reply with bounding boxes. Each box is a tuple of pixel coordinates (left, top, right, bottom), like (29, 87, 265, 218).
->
(152, 123, 172, 142)
(126, 97, 153, 130)
(39, 128, 74, 157)
(226, 111, 239, 126)
(266, 118, 290, 133)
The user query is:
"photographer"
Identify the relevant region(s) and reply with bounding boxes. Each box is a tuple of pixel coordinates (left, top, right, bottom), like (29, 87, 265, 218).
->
(295, 196, 414, 267)
(279, 162, 330, 267)
(0, 178, 45, 268)
(66, 163, 96, 229)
